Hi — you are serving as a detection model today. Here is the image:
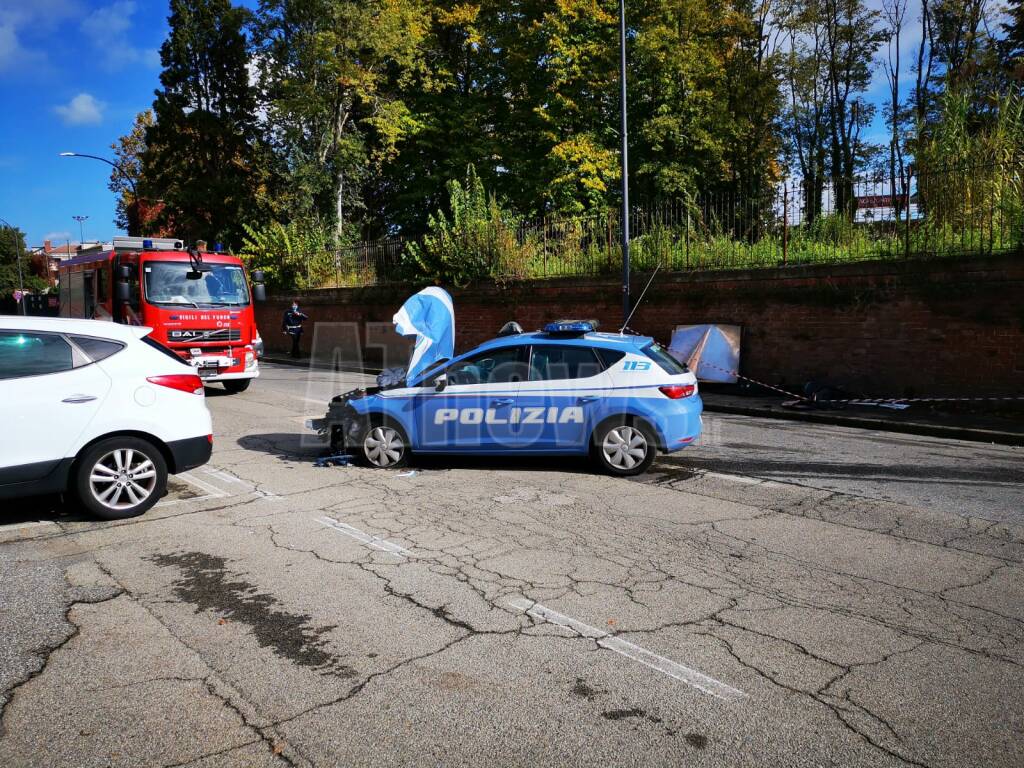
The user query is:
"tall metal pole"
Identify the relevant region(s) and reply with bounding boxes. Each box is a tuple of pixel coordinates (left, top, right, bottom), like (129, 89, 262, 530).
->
(60, 152, 140, 236)
(618, 0, 631, 326)
(73, 215, 88, 244)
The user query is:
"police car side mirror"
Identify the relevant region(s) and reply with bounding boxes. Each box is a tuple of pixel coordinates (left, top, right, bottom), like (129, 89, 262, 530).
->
(435, 374, 447, 392)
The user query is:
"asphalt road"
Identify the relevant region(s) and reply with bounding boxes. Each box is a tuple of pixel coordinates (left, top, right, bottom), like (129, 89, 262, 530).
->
(1, 362, 1022, 768)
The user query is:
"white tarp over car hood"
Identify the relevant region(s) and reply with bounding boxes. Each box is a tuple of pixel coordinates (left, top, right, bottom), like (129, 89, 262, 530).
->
(393, 287, 455, 382)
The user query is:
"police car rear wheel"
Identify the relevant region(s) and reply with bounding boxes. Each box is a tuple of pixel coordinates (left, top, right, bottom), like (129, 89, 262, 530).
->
(595, 422, 655, 476)
(361, 424, 408, 468)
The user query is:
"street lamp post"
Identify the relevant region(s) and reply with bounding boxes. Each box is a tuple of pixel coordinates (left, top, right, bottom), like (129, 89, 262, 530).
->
(618, 0, 631, 326)
(59, 152, 139, 235)
(0, 216, 27, 315)
(73, 215, 89, 244)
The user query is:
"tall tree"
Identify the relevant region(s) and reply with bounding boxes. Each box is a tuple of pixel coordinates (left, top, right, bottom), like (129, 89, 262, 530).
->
(1006, 0, 1024, 74)
(252, 0, 428, 240)
(143, 0, 275, 247)
(782, 0, 830, 219)
(882, 0, 909, 218)
(535, 0, 621, 214)
(108, 110, 153, 235)
(821, 0, 884, 215)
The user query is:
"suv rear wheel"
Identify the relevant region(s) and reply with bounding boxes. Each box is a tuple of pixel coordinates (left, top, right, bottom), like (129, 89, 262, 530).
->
(592, 418, 657, 476)
(74, 437, 168, 520)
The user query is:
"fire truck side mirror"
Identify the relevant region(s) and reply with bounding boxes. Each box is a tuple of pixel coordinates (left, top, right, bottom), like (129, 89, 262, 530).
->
(114, 282, 132, 303)
(252, 284, 267, 303)
(252, 270, 265, 283)
(117, 265, 132, 280)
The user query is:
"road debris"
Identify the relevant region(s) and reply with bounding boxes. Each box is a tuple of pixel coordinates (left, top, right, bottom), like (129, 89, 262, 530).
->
(314, 453, 353, 468)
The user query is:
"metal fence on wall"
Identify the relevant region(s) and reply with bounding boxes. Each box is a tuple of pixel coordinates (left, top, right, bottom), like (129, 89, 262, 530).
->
(311, 162, 1023, 288)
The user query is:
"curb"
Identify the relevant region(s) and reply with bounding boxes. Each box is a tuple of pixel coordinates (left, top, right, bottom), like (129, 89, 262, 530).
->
(260, 357, 1024, 447)
(702, 402, 1024, 447)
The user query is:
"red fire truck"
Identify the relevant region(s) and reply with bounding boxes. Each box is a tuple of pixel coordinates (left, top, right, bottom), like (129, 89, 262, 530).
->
(58, 236, 267, 393)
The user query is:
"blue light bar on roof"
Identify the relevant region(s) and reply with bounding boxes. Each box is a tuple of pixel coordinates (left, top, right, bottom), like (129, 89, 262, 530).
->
(142, 239, 153, 249)
(543, 319, 596, 334)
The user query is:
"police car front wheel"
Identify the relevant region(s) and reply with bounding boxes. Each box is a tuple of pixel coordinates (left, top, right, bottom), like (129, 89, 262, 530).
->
(593, 420, 656, 476)
(360, 423, 408, 468)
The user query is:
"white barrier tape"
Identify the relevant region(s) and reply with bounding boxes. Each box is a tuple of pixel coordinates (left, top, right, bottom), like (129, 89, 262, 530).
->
(695, 360, 1024, 406)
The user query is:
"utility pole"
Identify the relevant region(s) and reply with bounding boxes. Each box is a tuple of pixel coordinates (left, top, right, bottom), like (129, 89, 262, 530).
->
(73, 215, 89, 244)
(618, 0, 631, 326)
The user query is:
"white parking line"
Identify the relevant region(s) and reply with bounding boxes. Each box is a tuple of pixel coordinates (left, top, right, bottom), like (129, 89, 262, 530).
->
(315, 517, 412, 558)
(506, 597, 746, 702)
(200, 467, 245, 486)
(203, 465, 283, 500)
(176, 471, 231, 499)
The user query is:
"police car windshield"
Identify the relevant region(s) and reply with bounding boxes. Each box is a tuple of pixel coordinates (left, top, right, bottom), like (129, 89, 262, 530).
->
(144, 262, 250, 307)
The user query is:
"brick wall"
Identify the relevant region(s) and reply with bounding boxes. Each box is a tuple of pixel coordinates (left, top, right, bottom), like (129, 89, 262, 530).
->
(255, 254, 1024, 397)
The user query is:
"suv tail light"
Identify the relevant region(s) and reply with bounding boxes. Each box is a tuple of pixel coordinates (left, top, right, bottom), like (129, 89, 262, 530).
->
(147, 374, 205, 395)
(659, 384, 696, 399)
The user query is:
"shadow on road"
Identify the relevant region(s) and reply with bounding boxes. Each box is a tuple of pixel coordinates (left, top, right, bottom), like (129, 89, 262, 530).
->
(668, 454, 1024, 486)
(0, 494, 89, 525)
(237, 432, 328, 460)
(236, 432, 595, 474)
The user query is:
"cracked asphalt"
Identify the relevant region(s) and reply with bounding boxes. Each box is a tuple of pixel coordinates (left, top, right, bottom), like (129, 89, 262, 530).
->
(1, 362, 1022, 767)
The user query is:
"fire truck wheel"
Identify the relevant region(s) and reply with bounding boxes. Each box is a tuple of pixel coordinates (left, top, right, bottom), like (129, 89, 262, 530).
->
(223, 379, 251, 393)
(73, 437, 168, 520)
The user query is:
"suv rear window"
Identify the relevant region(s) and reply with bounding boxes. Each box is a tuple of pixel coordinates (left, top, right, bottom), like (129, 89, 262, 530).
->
(644, 343, 689, 375)
(70, 335, 125, 363)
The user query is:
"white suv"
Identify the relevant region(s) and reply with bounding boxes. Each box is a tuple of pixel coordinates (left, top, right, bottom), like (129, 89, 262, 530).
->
(0, 317, 213, 519)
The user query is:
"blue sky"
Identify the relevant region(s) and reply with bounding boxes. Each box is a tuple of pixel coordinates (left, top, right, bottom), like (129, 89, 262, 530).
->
(0, 0, 251, 247)
(0, 0, 913, 248)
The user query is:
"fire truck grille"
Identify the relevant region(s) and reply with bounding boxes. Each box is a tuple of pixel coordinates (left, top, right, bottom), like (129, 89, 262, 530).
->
(168, 328, 242, 343)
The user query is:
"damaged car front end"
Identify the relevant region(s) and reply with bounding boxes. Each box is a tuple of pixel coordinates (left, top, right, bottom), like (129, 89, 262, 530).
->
(305, 366, 415, 452)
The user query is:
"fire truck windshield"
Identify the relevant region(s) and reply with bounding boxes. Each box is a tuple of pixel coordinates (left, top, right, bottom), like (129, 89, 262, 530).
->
(143, 261, 251, 307)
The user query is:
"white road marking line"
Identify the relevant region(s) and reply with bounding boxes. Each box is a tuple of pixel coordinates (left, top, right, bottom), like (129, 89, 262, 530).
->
(315, 517, 412, 558)
(177, 471, 231, 499)
(703, 471, 765, 486)
(506, 597, 746, 702)
(198, 465, 283, 500)
(200, 467, 245, 485)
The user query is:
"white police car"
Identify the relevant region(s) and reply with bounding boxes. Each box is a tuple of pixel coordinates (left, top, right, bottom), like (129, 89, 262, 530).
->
(313, 321, 701, 476)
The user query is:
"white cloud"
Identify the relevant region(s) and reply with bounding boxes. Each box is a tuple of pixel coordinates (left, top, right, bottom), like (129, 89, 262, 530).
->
(43, 231, 71, 242)
(0, 0, 79, 71)
(54, 93, 105, 125)
(79, 1, 159, 71)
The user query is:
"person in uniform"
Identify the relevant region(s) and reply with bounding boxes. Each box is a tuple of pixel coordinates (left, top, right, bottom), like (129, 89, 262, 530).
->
(282, 301, 309, 358)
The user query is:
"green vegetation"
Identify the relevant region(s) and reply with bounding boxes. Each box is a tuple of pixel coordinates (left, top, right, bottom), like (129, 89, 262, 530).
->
(0, 225, 46, 303)
(109, 0, 1022, 287)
